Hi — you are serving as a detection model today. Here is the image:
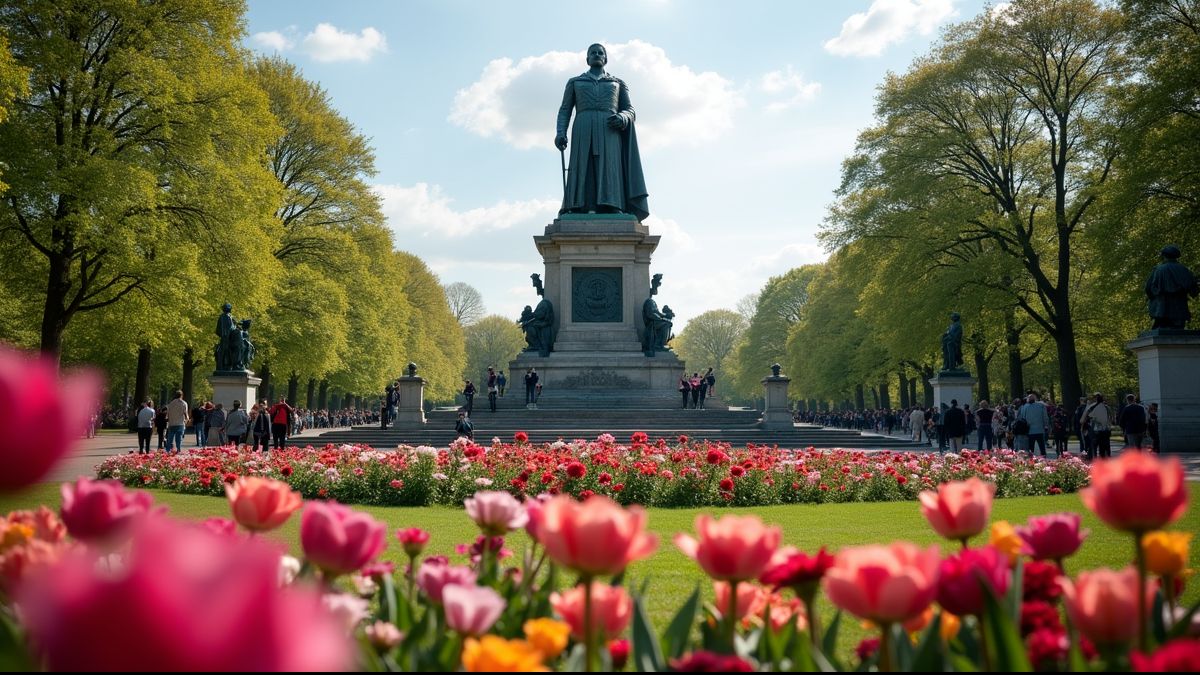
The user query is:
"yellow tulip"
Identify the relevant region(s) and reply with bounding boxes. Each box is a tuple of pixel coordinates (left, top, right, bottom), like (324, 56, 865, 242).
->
(523, 618, 571, 660)
(462, 636, 548, 673)
(1143, 531, 1192, 578)
(940, 612, 961, 641)
(0, 523, 34, 552)
(989, 520, 1025, 563)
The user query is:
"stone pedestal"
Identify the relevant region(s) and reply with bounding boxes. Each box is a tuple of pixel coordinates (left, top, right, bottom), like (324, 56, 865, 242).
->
(1127, 331, 1200, 453)
(393, 376, 426, 426)
(930, 372, 976, 411)
(760, 374, 794, 431)
(208, 372, 261, 413)
(511, 214, 684, 390)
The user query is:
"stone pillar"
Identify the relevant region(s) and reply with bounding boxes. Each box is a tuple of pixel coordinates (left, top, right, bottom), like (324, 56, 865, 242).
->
(208, 373, 261, 414)
(760, 365, 793, 431)
(1127, 332, 1200, 453)
(930, 373, 977, 412)
(394, 376, 426, 426)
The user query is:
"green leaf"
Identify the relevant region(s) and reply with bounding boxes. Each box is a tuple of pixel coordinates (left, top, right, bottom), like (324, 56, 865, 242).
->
(1152, 592, 1168, 646)
(822, 610, 843, 658)
(1006, 558, 1025, 623)
(379, 574, 399, 624)
(1167, 596, 1200, 640)
(911, 612, 947, 672)
(0, 610, 33, 672)
(982, 586, 1033, 672)
(660, 586, 700, 660)
(893, 623, 915, 672)
(631, 595, 665, 672)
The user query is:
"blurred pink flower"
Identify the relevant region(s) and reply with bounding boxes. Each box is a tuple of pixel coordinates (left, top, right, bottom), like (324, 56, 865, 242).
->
(675, 514, 781, 581)
(919, 477, 995, 542)
(416, 559, 477, 604)
(225, 477, 302, 532)
(443, 583, 505, 636)
(300, 501, 387, 577)
(59, 478, 155, 543)
(825, 542, 941, 624)
(464, 491, 528, 536)
(550, 582, 633, 642)
(1016, 513, 1088, 561)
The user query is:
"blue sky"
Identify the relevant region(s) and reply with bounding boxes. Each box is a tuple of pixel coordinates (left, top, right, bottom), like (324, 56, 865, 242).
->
(245, 0, 993, 327)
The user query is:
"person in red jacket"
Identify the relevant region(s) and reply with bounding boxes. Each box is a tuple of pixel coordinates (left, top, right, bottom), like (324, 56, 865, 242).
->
(268, 396, 295, 450)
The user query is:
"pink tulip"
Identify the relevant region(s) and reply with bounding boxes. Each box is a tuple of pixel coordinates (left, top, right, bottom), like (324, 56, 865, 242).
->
(1062, 567, 1152, 646)
(919, 477, 996, 542)
(1081, 453, 1188, 532)
(1016, 514, 1089, 561)
(416, 559, 477, 604)
(464, 491, 528, 536)
(825, 542, 941, 624)
(225, 477, 302, 532)
(674, 514, 781, 581)
(300, 501, 387, 577)
(443, 583, 505, 636)
(531, 495, 657, 577)
(0, 348, 102, 491)
(713, 581, 769, 622)
(550, 582, 633, 642)
(59, 478, 155, 543)
(396, 527, 430, 557)
(17, 517, 352, 671)
(935, 546, 1011, 617)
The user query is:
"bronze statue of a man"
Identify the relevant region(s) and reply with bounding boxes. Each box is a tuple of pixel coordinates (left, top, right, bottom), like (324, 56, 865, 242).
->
(1146, 245, 1199, 329)
(555, 43, 649, 221)
(940, 312, 965, 373)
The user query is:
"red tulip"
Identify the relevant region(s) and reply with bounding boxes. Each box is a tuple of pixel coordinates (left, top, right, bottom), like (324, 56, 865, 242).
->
(17, 517, 351, 671)
(396, 528, 430, 557)
(1061, 567, 1152, 646)
(225, 477, 301, 532)
(0, 348, 101, 491)
(674, 514, 781, 581)
(825, 542, 941, 624)
(59, 478, 155, 543)
(935, 546, 1011, 617)
(1132, 638, 1200, 672)
(1015, 513, 1088, 561)
(759, 547, 835, 592)
(550, 582, 632, 642)
(300, 501, 387, 577)
(919, 477, 995, 542)
(1081, 453, 1188, 532)
(531, 495, 657, 577)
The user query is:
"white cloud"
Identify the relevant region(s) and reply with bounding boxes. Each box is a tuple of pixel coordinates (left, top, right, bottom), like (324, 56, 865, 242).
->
(252, 30, 294, 52)
(450, 40, 743, 150)
(301, 23, 387, 63)
(374, 183, 559, 238)
(824, 0, 957, 57)
(759, 67, 822, 112)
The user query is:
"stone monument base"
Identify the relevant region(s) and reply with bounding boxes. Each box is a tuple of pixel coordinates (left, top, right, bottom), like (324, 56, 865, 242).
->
(760, 373, 793, 431)
(509, 350, 684, 392)
(930, 372, 976, 411)
(393, 376, 426, 426)
(1127, 331, 1200, 453)
(208, 372, 261, 413)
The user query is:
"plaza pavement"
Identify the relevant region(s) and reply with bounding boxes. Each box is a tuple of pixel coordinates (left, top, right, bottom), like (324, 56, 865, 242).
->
(46, 427, 1200, 484)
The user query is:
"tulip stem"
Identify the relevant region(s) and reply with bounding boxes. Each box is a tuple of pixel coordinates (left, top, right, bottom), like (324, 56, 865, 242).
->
(583, 578, 596, 672)
(977, 614, 994, 672)
(879, 623, 894, 672)
(1134, 532, 1150, 653)
(406, 554, 417, 604)
(726, 580, 739, 653)
(801, 594, 820, 649)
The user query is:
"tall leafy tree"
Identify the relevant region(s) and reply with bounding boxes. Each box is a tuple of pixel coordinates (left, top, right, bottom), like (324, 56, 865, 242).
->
(445, 281, 486, 326)
(463, 315, 525, 385)
(728, 266, 820, 398)
(0, 0, 280, 355)
(673, 309, 747, 381)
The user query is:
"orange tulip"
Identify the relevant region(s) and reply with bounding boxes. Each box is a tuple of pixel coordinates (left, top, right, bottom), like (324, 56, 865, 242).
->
(225, 477, 302, 532)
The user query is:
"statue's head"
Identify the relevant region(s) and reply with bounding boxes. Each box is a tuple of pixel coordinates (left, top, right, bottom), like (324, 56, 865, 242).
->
(240, 319, 251, 329)
(222, 302, 232, 313)
(407, 362, 417, 377)
(586, 43, 608, 68)
(1161, 245, 1182, 260)
(651, 273, 662, 289)
(950, 312, 961, 322)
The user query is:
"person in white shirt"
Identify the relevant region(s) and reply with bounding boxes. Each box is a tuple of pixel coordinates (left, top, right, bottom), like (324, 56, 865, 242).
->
(909, 407, 926, 443)
(165, 390, 188, 454)
(136, 400, 155, 454)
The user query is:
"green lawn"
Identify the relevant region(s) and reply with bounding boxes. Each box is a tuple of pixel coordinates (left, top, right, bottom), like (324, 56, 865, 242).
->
(4, 484, 1198, 661)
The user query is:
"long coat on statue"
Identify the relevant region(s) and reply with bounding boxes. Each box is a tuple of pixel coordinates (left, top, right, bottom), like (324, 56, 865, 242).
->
(557, 72, 650, 221)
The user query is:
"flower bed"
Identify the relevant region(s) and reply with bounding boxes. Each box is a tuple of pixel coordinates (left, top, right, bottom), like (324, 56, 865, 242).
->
(95, 435, 1091, 508)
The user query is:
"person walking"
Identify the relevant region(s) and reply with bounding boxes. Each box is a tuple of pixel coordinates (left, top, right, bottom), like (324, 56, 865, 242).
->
(943, 399, 967, 452)
(909, 407, 925, 443)
(1017, 393, 1052, 458)
(497, 371, 507, 397)
(975, 401, 995, 451)
(269, 396, 295, 450)
(154, 404, 168, 451)
(1051, 404, 1070, 457)
(206, 403, 227, 446)
(224, 400, 250, 447)
(1117, 393, 1149, 450)
(251, 399, 272, 453)
(462, 380, 476, 415)
(136, 400, 155, 454)
(704, 368, 716, 398)
(165, 390, 188, 454)
(689, 372, 702, 409)
(524, 368, 539, 408)
(678, 372, 691, 409)
(697, 371, 709, 410)
(486, 367, 498, 412)
(1082, 393, 1113, 460)
(192, 401, 209, 447)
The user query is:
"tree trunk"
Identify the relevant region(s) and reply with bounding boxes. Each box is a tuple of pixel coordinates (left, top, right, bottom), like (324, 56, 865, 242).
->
(854, 384, 865, 410)
(1005, 312, 1024, 402)
(318, 380, 329, 410)
(330, 393, 340, 411)
(921, 364, 934, 408)
(131, 346, 151, 429)
(973, 346, 991, 404)
(899, 369, 910, 408)
(1053, 298, 1084, 409)
(306, 377, 316, 408)
(181, 348, 197, 405)
(287, 372, 299, 406)
(870, 386, 880, 409)
(258, 361, 271, 403)
(879, 380, 891, 409)
(910, 378, 918, 408)
(158, 384, 169, 411)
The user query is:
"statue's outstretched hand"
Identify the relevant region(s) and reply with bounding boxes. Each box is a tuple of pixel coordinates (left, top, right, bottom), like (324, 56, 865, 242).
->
(555, 135, 568, 150)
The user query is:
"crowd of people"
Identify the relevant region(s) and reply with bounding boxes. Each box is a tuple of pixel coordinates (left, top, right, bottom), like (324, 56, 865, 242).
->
(678, 369, 717, 409)
(796, 391, 1160, 460)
